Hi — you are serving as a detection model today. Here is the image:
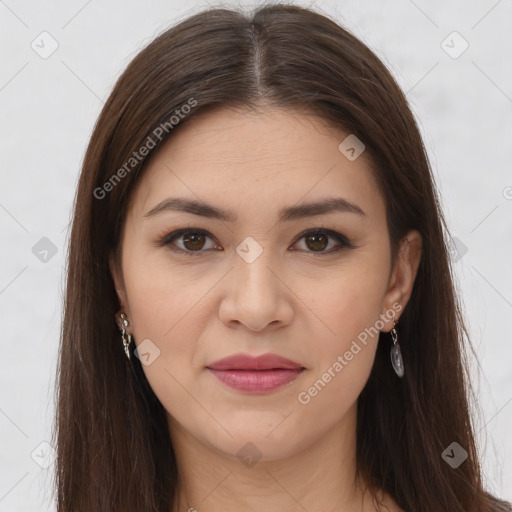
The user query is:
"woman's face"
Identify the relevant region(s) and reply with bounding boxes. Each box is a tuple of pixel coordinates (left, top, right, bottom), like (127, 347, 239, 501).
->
(111, 106, 420, 462)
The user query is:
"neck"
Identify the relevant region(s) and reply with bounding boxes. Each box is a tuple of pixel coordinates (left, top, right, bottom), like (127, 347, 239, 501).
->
(168, 402, 382, 512)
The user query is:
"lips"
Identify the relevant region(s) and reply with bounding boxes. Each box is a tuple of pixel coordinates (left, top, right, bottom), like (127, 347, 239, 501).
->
(206, 353, 304, 371)
(206, 353, 305, 393)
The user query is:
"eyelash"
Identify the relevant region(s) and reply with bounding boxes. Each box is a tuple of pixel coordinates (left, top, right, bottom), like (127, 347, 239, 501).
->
(156, 227, 354, 257)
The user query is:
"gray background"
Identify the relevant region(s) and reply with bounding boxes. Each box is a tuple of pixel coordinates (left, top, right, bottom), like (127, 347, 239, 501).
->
(1, 0, 511, 509)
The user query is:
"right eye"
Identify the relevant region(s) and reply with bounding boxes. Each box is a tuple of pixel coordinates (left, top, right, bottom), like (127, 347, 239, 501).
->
(158, 228, 221, 255)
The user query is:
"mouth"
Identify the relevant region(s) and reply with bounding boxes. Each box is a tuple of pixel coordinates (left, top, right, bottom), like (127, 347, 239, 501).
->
(206, 353, 306, 393)
(206, 368, 305, 393)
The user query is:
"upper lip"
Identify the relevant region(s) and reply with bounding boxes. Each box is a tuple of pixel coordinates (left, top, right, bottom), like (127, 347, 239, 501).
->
(206, 353, 304, 371)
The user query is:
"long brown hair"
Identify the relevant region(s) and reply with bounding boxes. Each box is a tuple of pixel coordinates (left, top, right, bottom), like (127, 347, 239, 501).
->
(53, 4, 511, 511)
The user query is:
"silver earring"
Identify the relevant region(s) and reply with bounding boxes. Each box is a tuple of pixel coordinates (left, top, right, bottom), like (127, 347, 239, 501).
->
(120, 313, 131, 361)
(390, 317, 404, 378)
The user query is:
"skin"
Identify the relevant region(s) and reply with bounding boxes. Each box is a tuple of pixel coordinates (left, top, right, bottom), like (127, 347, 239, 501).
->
(110, 106, 422, 512)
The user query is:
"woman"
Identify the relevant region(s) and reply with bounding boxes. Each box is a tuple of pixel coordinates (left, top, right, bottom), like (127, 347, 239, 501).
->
(53, 4, 511, 511)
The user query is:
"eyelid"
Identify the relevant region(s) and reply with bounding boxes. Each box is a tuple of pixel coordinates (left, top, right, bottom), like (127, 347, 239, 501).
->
(291, 227, 354, 250)
(156, 227, 354, 255)
(156, 228, 220, 253)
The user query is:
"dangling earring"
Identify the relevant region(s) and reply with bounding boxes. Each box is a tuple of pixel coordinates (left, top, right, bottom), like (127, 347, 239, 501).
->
(119, 313, 131, 361)
(390, 316, 404, 378)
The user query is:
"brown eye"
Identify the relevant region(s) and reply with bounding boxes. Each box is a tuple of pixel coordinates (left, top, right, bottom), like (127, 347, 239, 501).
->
(159, 227, 352, 257)
(182, 232, 206, 251)
(293, 228, 351, 255)
(160, 229, 219, 255)
(304, 232, 329, 252)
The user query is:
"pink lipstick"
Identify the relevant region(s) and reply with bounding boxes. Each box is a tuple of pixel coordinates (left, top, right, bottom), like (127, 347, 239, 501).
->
(206, 353, 305, 393)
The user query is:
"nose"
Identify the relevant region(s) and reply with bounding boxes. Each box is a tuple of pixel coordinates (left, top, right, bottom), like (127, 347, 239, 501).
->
(218, 245, 294, 332)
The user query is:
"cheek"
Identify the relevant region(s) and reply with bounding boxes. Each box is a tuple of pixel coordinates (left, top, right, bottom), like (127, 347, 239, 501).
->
(122, 246, 211, 341)
(305, 266, 387, 348)
(294, 266, 388, 406)
(121, 251, 211, 399)
(122, 264, 207, 427)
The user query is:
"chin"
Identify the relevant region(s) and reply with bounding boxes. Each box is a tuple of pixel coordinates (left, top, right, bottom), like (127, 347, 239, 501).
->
(195, 415, 312, 462)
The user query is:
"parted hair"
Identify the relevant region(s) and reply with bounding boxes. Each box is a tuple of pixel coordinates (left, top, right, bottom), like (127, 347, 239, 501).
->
(53, 4, 511, 511)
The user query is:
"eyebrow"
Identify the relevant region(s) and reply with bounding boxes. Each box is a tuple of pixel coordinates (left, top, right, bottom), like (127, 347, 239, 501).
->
(143, 196, 365, 222)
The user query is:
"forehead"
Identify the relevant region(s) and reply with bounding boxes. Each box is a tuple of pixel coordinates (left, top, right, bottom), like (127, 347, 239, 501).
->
(128, 107, 385, 223)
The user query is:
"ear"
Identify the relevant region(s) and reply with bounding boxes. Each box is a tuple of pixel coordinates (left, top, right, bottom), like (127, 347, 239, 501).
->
(380, 229, 422, 332)
(109, 251, 131, 331)
(109, 251, 123, 301)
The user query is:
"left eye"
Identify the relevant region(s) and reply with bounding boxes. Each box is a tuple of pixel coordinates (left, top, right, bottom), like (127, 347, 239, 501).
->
(292, 228, 351, 254)
(158, 228, 351, 255)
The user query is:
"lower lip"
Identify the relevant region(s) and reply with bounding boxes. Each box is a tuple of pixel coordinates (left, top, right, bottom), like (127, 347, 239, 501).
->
(207, 368, 305, 393)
